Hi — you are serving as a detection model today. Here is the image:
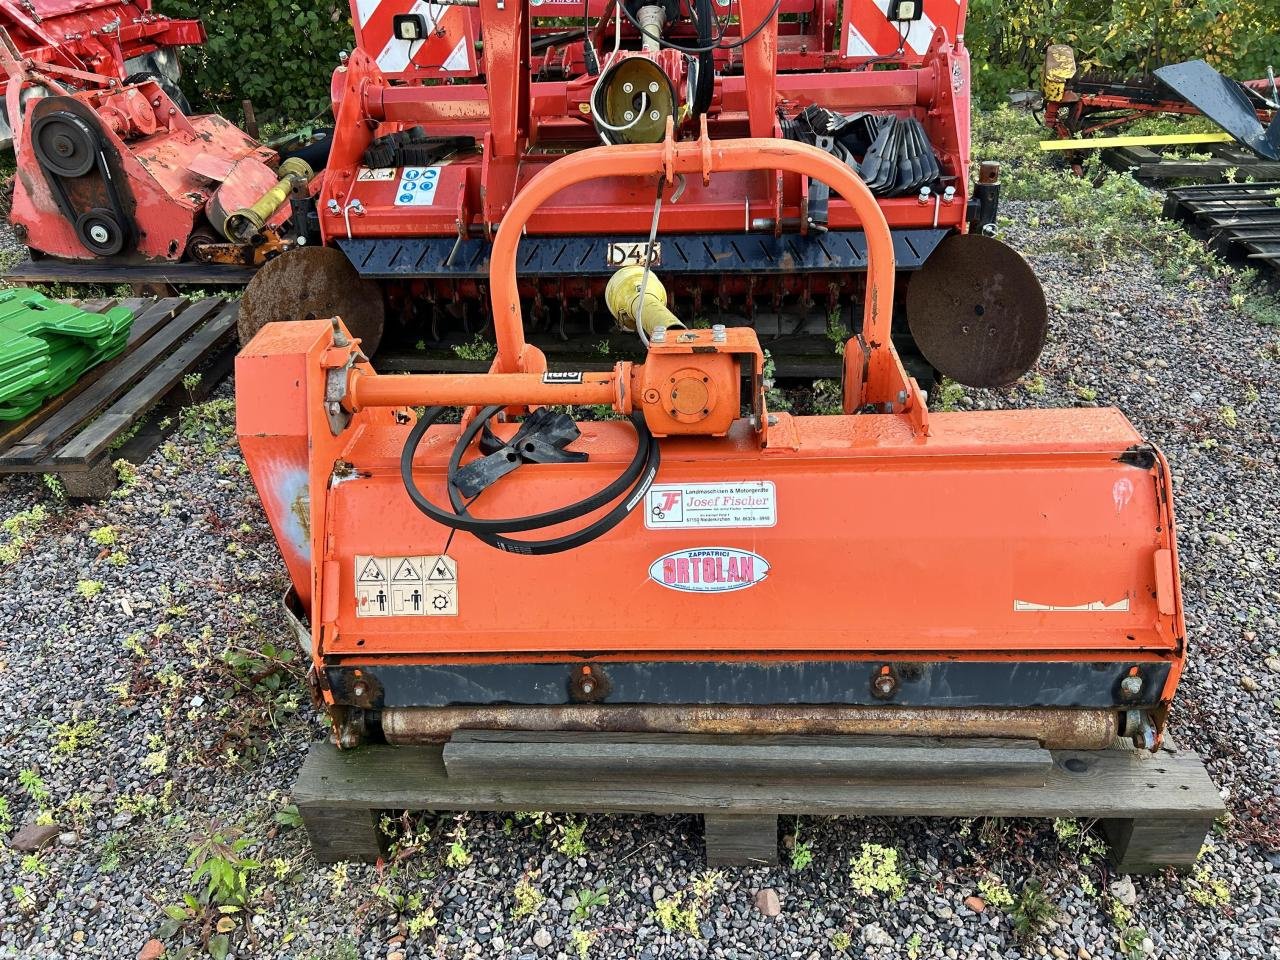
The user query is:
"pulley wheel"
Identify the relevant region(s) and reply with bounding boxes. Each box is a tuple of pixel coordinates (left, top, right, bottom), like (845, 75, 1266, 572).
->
(905, 234, 1048, 388)
(238, 246, 386, 353)
(75, 208, 126, 256)
(32, 111, 97, 178)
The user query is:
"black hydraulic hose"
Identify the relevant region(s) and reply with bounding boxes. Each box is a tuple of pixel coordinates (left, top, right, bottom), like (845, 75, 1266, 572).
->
(621, 0, 780, 54)
(401, 405, 659, 554)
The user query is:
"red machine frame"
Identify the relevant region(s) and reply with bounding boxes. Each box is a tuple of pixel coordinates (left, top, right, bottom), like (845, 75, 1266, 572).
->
(322, 0, 973, 243)
(0, 0, 203, 138)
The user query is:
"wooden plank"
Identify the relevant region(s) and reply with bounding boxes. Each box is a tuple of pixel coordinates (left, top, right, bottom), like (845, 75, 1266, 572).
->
(704, 813, 778, 867)
(0, 298, 223, 470)
(296, 803, 385, 864)
(294, 740, 1222, 819)
(442, 731, 1052, 785)
(53, 303, 238, 466)
(4, 258, 255, 287)
(0, 297, 173, 456)
(1100, 815, 1218, 874)
(293, 740, 1222, 871)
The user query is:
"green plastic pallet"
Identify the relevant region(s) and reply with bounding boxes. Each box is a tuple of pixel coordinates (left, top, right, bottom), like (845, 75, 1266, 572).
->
(0, 290, 135, 420)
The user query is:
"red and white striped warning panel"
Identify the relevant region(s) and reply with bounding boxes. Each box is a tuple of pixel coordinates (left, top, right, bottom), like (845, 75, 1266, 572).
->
(841, 0, 965, 59)
(351, 0, 479, 77)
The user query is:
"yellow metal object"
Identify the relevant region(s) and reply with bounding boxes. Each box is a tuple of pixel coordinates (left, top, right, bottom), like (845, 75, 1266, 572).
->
(1041, 44, 1077, 102)
(223, 157, 314, 243)
(1039, 132, 1235, 151)
(605, 265, 685, 337)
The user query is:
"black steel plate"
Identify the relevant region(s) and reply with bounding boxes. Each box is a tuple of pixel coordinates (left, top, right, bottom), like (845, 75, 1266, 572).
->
(337, 228, 950, 279)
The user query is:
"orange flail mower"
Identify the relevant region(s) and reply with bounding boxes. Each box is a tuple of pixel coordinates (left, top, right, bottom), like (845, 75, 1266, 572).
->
(236, 130, 1185, 753)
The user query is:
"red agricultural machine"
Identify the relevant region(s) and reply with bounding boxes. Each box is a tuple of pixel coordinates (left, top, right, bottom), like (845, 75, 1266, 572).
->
(1040, 45, 1278, 143)
(238, 0, 1047, 389)
(1, 4, 320, 270)
(0, 0, 202, 147)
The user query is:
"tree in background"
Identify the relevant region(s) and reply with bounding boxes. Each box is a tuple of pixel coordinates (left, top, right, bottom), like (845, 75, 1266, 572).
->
(155, 1, 1271, 118)
(157, 1, 350, 123)
(967, 0, 1274, 103)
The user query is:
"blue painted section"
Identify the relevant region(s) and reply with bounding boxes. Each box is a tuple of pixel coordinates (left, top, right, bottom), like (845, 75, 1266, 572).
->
(336, 229, 950, 279)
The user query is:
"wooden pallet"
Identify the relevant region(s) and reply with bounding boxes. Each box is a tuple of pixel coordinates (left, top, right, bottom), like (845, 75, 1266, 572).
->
(4, 258, 255, 289)
(293, 732, 1223, 873)
(1102, 140, 1280, 182)
(0, 296, 239, 498)
(1162, 181, 1280, 273)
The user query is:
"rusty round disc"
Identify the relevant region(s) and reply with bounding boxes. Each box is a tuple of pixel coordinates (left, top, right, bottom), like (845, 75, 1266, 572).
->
(905, 234, 1047, 388)
(238, 246, 385, 353)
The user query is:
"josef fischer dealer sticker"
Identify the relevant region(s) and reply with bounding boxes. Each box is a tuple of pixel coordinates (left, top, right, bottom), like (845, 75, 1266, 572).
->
(645, 481, 776, 529)
(649, 547, 769, 593)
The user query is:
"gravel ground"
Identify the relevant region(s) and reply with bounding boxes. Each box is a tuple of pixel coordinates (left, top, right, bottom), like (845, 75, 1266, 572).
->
(2, 178, 1279, 960)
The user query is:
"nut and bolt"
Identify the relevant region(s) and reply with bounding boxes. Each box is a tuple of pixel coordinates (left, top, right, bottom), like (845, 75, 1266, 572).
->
(648, 81, 660, 93)
(1119, 675, 1143, 700)
(352, 681, 367, 698)
(327, 198, 341, 215)
(649, 110, 661, 121)
(623, 110, 635, 122)
(872, 673, 898, 698)
(622, 81, 634, 93)
(579, 677, 596, 695)
(917, 186, 932, 204)
(942, 185, 957, 203)
(711, 323, 727, 343)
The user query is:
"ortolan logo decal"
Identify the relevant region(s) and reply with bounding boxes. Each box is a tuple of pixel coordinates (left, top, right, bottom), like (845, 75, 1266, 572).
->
(649, 547, 769, 593)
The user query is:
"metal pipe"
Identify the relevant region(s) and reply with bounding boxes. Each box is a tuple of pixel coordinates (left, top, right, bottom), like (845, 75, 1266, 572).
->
(636, 4, 666, 53)
(380, 705, 1120, 751)
(348, 369, 624, 410)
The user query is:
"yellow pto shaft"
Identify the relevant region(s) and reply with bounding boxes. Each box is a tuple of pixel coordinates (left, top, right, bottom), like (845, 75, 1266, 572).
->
(223, 157, 314, 243)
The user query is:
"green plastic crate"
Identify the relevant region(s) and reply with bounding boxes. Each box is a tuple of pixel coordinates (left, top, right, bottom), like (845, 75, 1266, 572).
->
(0, 289, 136, 421)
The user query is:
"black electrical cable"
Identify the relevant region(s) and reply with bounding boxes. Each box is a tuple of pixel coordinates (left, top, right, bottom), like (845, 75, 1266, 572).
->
(621, 0, 781, 54)
(401, 405, 660, 555)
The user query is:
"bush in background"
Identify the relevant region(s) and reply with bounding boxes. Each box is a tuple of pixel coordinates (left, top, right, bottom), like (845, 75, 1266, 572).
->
(967, 0, 1275, 104)
(157, 1, 350, 123)
(156, 1, 1272, 119)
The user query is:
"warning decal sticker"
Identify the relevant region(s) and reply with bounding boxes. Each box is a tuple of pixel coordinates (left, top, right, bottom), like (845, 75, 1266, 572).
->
(394, 166, 442, 206)
(355, 554, 458, 617)
(645, 481, 776, 529)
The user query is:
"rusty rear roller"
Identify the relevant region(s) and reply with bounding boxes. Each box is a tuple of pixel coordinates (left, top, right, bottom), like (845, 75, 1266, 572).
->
(905, 233, 1048, 388)
(238, 245, 386, 353)
(378, 705, 1121, 751)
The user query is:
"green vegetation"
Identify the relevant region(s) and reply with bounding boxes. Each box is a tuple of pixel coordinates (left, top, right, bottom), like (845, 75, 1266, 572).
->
(452, 334, 497, 362)
(157, 1, 349, 121)
(978, 873, 1015, 911)
(966, 0, 1274, 104)
(512, 872, 545, 920)
(556, 818, 589, 858)
(54, 718, 101, 755)
(0, 505, 48, 565)
(1009, 881, 1058, 939)
(848, 843, 908, 899)
(569, 884, 610, 922)
(651, 871, 721, 937)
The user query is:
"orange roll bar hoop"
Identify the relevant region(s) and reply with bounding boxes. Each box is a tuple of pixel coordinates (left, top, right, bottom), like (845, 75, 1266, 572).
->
(486, 124, 897, 374)
(345, 126, 900, 414)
